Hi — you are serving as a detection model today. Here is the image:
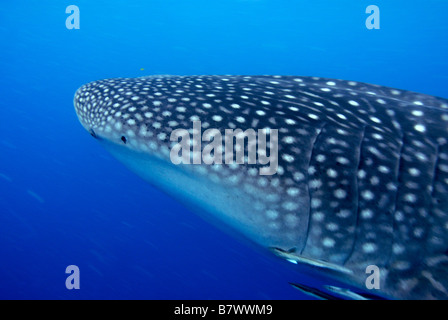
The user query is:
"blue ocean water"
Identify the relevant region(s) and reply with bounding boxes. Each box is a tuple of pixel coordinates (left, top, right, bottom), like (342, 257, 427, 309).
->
(0, 1, 447, 300)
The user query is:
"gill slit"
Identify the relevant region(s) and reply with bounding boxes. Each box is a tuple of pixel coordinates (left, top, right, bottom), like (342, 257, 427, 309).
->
(343, 125, 366, 265)
(300, 122, 327, 255)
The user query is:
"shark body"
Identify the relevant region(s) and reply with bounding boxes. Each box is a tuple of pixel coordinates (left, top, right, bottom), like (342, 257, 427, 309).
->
(74, 75, 448, 299)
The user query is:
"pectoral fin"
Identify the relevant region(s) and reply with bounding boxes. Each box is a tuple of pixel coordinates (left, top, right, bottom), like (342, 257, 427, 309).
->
(290, 283, 386, 300)
(270, 247, 353, 275)
(290, 283, 343, 300)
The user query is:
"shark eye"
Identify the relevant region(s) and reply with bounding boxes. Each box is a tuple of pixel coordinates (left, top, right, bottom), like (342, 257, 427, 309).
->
(89, 129, 97, 139)
(121, 136, 127, 144)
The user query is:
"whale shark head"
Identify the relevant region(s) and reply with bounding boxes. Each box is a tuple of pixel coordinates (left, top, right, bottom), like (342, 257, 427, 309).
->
(74, 75, 448, 299)
(73, 76, 303, 249)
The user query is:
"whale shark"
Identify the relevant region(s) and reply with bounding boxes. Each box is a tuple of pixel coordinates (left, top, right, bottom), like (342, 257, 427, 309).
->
(74, 75, 448, 299)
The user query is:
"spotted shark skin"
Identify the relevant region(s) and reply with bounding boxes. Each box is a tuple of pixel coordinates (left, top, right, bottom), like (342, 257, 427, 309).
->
(74, 75, 448, 299)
